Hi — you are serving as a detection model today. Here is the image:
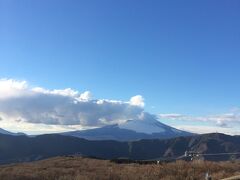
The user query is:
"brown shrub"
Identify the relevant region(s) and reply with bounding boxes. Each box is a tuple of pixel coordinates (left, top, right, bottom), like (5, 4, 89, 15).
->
(0, 157, 239, 180)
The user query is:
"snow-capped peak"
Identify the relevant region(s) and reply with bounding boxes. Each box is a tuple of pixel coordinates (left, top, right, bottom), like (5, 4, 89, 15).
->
(0, 128, 14, 135)
(61, 113, 192, 141)
(0, 128, 25, 136)
(118, 113, 169, 134)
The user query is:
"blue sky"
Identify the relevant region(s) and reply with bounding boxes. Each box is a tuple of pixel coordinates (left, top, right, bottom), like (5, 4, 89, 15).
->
(0, 0, 240, 134)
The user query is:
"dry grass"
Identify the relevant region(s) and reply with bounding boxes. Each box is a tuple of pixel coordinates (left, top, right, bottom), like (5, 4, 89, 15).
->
(0, 157, 239, 180)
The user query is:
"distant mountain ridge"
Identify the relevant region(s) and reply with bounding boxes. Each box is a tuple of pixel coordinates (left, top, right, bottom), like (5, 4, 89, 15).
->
(62, 114, 192, 141)
(0, 128, 25, 136)
(0, 132, 239, 164)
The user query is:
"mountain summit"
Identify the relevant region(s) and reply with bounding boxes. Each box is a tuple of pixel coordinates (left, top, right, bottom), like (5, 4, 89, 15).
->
(62, 113, 192, 141)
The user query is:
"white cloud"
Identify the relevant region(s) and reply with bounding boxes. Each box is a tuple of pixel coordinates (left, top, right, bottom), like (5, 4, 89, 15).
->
(175, 125, 240, 135)
(159, 114, 185, 120)
(0, 79, 28, 99)
(130, 95, 145, 107)
(32, 87, 79, 97)
(79, 91, 92, 101)
(0, 79, 144, 128)
(159, 111, 240, 128)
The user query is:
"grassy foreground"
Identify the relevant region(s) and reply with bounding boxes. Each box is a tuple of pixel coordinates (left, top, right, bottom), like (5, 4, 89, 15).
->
(0, 157, 239, 180)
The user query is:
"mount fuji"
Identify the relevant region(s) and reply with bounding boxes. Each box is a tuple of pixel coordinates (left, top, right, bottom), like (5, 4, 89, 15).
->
(62, 113, 192, 141)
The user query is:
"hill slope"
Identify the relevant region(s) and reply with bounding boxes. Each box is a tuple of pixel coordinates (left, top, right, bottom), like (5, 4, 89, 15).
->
(0, 133, 239, 164)
(0, 156, 239, 180)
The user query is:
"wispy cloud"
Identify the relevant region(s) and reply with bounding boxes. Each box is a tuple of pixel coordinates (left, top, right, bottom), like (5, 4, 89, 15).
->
(159, 110, 240, 128)
(174, 125, 240, 135)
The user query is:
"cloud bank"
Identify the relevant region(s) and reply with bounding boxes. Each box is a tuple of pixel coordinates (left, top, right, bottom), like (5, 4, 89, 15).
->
(0, 79, 144, 127)
(0, 78, 239, 135)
